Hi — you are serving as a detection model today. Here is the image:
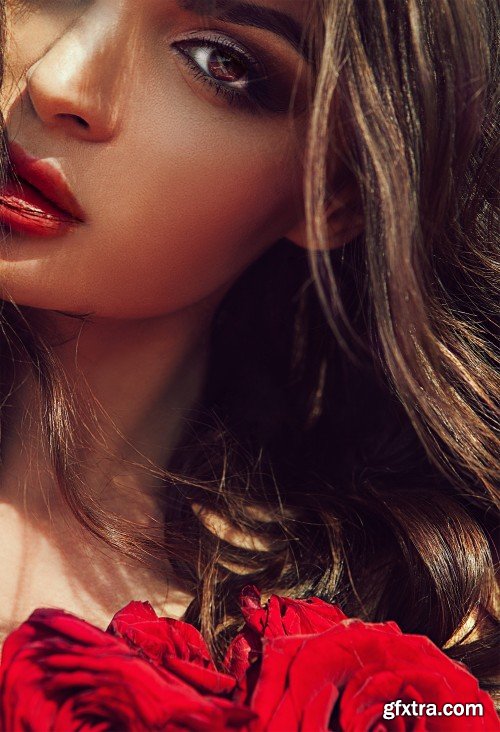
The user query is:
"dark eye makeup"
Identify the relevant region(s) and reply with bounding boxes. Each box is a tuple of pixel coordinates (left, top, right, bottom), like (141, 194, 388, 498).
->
(172, 33, 295, 114)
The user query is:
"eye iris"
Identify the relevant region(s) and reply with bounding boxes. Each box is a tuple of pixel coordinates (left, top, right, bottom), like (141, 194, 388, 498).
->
(207, 50, 246, 83)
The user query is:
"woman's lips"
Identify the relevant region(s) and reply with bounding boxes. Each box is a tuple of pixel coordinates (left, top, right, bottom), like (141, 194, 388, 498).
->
(0, 141, 85, 238)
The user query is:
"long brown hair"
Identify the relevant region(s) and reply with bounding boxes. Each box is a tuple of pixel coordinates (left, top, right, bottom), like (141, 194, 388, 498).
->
(1, 0, 499, 701)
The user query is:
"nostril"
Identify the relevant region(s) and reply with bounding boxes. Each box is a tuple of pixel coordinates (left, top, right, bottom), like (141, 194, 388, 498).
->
(56, 113, 90, 129)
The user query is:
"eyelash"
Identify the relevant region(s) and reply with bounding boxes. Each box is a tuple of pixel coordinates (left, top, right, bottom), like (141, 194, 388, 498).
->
(172, 34, 273, 113)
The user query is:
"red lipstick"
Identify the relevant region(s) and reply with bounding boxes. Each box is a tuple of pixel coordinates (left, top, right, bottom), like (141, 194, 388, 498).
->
(0, 141, 85, 238)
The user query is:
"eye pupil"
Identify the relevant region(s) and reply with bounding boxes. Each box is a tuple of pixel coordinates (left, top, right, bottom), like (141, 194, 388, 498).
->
(207, 50, 246, 83)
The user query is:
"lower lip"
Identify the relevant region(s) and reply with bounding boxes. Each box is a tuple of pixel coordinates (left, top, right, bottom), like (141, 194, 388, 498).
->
(0, 179, 80, 238)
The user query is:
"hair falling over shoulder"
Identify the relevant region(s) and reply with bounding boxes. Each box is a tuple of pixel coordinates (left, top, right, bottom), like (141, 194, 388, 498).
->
(0, 0, 499, 704)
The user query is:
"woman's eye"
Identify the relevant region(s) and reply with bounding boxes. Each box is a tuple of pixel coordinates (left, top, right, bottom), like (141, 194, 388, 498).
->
(187, 45, 250, 89)
(172, 36, 275, 112)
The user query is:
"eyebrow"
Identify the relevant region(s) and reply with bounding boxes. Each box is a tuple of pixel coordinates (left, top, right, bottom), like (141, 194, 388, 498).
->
(180, 0, 310, 61)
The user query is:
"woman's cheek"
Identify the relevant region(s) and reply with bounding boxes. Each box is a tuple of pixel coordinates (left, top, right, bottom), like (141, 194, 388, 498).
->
(83, 134, 302, 317)
(0, 132, 301, 319)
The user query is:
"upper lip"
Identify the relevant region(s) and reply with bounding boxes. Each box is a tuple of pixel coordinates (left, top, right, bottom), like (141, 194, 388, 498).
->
(6, 140, 85, 222)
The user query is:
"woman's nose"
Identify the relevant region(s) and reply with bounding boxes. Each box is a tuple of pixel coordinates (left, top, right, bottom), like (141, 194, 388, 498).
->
(26, 13, 131, 143)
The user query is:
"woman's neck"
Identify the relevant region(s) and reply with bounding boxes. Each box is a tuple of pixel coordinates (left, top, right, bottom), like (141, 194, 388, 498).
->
(0, 301, 218, 635)
(1, 303, 214, 517)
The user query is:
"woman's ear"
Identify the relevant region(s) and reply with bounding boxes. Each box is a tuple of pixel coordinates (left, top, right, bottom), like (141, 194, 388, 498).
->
(285, 211, 364, 251)
(285, 181, 364, 251)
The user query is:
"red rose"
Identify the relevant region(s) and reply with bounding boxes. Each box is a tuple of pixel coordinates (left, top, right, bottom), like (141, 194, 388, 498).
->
(247, 619, 499, 731)
(0, 605, 253, 732)
(225, 586, 346, 687)
(238, 585, 347, 638)
(1, 593, 497, 732)
(108, 600, 235, 695)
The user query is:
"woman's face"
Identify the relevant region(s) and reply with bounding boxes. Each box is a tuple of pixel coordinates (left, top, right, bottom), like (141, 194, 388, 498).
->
(0, 0, 312, 318)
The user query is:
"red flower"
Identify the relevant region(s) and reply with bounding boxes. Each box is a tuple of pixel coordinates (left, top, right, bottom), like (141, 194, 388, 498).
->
(108, 601, 235, 696)
(238, 585, 347, 638)
(224, 586, 346, 688)
(0, 605, 253, 732)
(246, 618, 499, 731)
(1, 590, 497, 731)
